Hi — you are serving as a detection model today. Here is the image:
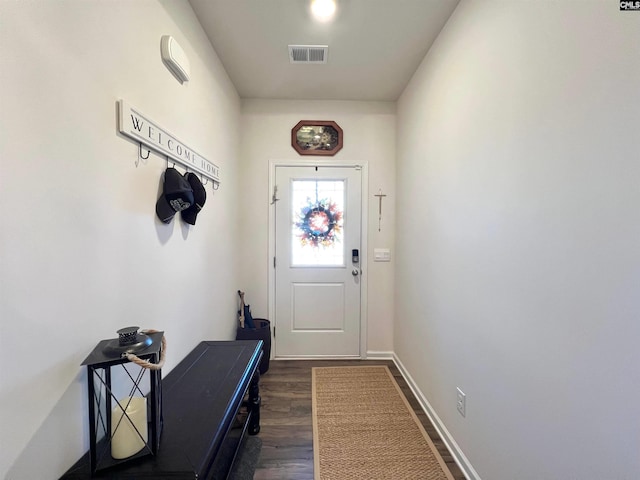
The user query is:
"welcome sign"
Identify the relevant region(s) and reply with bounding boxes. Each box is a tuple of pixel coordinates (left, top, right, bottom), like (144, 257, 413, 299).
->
(118, 99, 220, 183)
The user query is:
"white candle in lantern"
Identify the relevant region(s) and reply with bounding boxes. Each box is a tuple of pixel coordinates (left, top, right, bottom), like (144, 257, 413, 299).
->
(111, 396, 148, 459)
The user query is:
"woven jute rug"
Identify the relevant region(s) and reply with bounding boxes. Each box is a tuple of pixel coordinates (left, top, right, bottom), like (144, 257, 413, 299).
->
(312, 366, 454, 480)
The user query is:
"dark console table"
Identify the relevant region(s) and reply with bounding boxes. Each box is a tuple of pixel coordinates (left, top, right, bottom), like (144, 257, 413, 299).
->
(61, 340, 262, 479)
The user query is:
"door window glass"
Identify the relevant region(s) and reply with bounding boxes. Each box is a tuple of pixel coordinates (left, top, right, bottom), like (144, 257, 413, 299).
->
(291, 179, 344, 266)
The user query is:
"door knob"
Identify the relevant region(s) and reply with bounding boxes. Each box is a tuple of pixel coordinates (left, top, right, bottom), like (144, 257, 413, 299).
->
(352, 269, 359, 276)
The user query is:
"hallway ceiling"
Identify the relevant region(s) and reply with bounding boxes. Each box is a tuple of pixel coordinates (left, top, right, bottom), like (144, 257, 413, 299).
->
(188, 0, 459, 101)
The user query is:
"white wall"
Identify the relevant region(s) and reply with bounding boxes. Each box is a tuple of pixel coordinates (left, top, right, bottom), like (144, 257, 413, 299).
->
(239, 100, 396, 355)
(396, 1, 640, 479)
(0, 1, 241, 478)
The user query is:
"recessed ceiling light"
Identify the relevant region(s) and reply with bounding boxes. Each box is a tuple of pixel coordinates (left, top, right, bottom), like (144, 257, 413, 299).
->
(310, 0, 336, 21)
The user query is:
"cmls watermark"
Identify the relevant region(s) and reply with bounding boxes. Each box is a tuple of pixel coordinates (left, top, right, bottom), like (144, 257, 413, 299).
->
(620, 1, 640, 10)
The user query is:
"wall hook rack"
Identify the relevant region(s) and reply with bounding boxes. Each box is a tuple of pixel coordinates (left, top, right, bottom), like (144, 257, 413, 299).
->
(118, 99, 221, 190)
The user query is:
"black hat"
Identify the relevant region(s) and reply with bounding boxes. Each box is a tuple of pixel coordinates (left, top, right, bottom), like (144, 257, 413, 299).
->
(156, 168, 194, 224)
(181, 172, 207, 225)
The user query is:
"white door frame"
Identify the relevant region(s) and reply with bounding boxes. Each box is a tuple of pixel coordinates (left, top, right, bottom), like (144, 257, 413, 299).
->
(268, 160, 368, 359)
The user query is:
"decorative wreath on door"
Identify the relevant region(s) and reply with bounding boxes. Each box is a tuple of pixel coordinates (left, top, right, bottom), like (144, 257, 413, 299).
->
(295, 198, 343, 247)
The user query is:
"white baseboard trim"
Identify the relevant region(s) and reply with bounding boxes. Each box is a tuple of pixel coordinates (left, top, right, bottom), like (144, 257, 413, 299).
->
(393, 353, 481, 480)
(273, 355, 361, 360)
(366, 350, 394, 359)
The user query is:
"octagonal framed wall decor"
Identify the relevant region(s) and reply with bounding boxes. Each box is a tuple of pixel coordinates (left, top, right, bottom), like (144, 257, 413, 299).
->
(291, 120, 343, 156)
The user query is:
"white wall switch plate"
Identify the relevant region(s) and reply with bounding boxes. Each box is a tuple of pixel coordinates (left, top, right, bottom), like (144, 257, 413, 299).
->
(374, 248, 391, 262)
(457, 387, 466, 417)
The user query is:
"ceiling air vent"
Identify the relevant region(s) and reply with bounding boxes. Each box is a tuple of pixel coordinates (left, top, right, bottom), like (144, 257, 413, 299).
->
(288, 45, 328, 64)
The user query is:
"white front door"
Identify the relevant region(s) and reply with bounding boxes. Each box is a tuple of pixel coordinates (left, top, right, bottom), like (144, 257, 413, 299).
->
(274, 165, 362, 357)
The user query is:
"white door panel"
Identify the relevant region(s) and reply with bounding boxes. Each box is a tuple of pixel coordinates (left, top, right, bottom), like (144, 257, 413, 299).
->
(274, 165, 362, 357)
(291, 283, 345, 331)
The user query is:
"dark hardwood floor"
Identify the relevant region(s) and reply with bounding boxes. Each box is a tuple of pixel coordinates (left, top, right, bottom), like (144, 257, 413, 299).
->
(253, 359, 466, 480)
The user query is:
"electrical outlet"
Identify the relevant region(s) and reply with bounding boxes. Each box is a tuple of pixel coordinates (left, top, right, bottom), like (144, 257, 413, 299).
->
(456, 387, 466, 417)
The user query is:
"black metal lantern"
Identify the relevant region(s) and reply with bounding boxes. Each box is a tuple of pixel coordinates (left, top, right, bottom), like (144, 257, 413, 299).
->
(81, 327, 164, 475)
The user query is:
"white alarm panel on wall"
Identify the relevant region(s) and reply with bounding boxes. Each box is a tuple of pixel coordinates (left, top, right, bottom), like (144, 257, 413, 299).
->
(161, 35, 190, 83)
